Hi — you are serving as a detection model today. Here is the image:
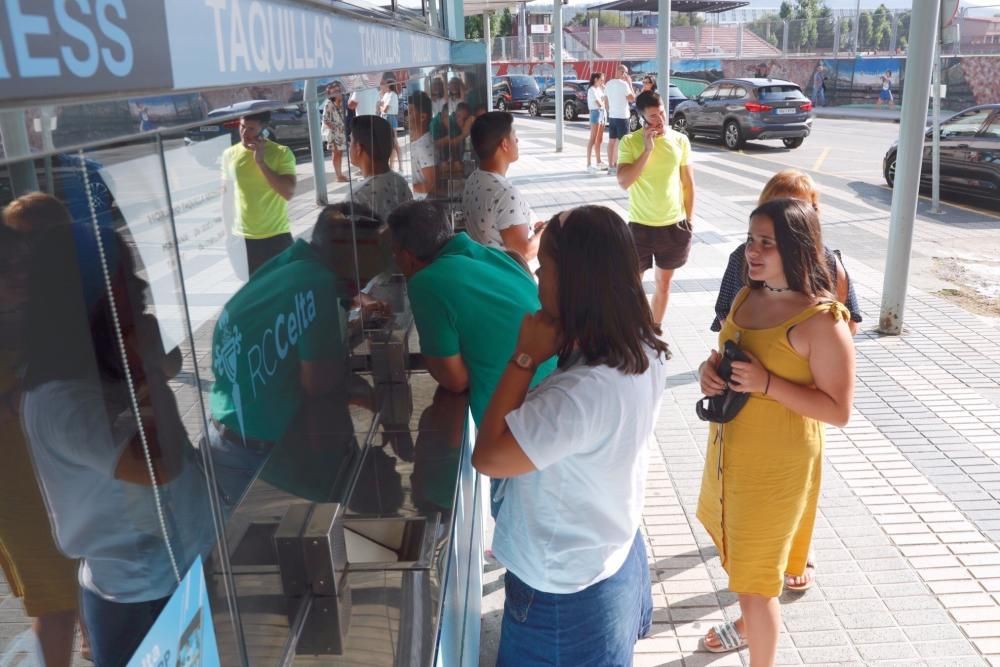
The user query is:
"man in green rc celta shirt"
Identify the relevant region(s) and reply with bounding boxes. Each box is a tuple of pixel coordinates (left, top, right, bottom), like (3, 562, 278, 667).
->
(386, 200, 555, 517)
(207, 203, 382, 510)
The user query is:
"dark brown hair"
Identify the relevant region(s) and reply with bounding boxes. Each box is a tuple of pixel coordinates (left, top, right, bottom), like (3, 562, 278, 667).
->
(746, 198, 832, 297)
(540, 205, 667, 374)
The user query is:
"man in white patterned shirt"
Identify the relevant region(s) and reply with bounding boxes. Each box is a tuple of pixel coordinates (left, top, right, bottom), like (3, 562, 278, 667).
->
(461, 112, 544, 263)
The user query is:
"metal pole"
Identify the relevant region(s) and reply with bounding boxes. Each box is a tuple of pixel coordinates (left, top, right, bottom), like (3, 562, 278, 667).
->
(520, 2, 529, 62)
(303, 78, 328, 206)
(656, 0, 672, 89)
(485, 12, 494, 112)
(852, 1, 860, 54)
(878, 0, 940, 335)
(553, 0, 564, 152)
(0, 110, 39, 195)
(931, 38, 942, 214)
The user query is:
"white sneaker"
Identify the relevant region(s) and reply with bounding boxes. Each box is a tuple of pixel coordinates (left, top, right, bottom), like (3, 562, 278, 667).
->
(587, 165, 599, 174)
(608, 166, 617, 176)
(596, 162, 608, 170)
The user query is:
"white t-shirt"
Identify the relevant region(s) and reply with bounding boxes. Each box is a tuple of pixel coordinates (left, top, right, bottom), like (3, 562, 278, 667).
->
(432, 97, 447, 116)
(587, 85, 606, 111)
(381, 90, 399, 115)
(350, 89, 380, 116)
(605, 78, 633, 119)
(411, 133, 435, 187)
(22, 379, 216, 602)
(352, 170, 413, 223)
(461, 169, 534, 250)
(493, 346, 668, 594)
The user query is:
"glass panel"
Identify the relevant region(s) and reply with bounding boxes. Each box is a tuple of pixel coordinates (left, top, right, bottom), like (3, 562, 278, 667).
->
(757, 85, 808, 102)
(0, 139, 229, 664)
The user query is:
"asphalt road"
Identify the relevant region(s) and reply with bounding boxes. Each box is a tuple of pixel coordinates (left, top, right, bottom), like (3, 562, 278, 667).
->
(512, 113, 1000, 317)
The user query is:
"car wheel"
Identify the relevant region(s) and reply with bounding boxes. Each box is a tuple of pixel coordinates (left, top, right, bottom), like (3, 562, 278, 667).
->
(496, 98, 507, 112)
(628, 112, 640, 132)
(782, 137, 804, 149)
(564, 102, 578, 122)
(672, 114, 689, 138)
(724, 121, 744, 150)
(528, 102, 539, 117)
(884, 150, 896, 188)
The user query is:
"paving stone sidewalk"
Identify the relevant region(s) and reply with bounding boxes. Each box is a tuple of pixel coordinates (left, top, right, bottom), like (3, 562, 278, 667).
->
(478, 120, 1000, 666)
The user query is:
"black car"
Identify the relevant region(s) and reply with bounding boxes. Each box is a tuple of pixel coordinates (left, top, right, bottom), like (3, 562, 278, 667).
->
(671, 78, 813, 150)
(185, 100, 316, 148)
(492, 75, 540, 112)
(527, 80, 590, 121)
(883, 104, 1000, 203)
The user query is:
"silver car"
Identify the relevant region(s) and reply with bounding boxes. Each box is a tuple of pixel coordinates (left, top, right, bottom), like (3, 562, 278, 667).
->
(671, 78, 814, 150)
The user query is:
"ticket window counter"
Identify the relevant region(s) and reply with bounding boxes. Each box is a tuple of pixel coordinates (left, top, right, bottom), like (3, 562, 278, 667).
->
(0, 61, 488, 667)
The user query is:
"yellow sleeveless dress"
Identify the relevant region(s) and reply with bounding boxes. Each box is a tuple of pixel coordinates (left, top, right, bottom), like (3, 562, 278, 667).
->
(696, 288, 849, 598)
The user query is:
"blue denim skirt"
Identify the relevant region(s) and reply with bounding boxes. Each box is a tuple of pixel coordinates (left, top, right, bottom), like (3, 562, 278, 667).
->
(497, 530, 653, 666)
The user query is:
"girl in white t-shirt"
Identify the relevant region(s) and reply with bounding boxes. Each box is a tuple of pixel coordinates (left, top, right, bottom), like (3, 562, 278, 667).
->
(473, 205, 669, 666)
(586, 72, 608, 173)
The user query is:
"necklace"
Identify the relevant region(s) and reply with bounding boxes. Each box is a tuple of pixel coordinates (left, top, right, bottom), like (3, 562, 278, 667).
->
(763, 282, 791, 293)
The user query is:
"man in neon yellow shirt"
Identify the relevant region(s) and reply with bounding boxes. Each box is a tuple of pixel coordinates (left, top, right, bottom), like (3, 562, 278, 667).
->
(222, 111, 298, 280)
(617, 90, 696, 358)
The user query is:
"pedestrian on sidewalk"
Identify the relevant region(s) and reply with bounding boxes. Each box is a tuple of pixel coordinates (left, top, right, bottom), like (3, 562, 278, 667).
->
(0, 199, 80, 667)
(323, 82, 350, 183)
(462, 111, 545, 262)
(349, 115, 413, 223)
(876, 70, 895, 109)
(641, 74, 657, 92)
(812, 64, 826, 107)
(472, 205, 668, 666)
(617, 90, 696, 359)
(221, 111, 297, 280)
(696, 198, 855, 663)
(378, 79, 403, 171)
(407, 91, 438, 197)
(605, 64, 636, 175)
(709, 170, 862, 606)
(586, 71, 608, 173)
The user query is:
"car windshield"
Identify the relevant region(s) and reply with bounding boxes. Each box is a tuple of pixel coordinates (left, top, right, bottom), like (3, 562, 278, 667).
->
(756, 85, 807, 102)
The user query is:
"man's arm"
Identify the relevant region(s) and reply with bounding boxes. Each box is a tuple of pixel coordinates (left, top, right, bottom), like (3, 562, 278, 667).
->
(680, 164, 695, 222)
(616, 152, 650, 190)
(499, 224, 540, 262)
(253, 143, 296, 201)
(424, 354, 470, 393)
(413, 166, 437, 195)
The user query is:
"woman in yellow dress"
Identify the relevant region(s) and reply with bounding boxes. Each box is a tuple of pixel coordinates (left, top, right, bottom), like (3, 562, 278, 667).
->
(696, 198, 855, 665)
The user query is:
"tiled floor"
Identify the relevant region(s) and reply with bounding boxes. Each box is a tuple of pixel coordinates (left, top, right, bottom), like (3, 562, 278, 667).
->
(480, 118, 1000, 666)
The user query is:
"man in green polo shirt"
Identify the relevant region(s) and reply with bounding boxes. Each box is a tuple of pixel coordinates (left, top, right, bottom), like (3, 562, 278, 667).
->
(387, 200, 555, 516)
(617, 90, 696, 359)
(222, 110, 298, 280)
(208, 203, 380, 510)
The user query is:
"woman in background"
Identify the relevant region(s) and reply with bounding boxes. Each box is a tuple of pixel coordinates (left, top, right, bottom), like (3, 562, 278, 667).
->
(586, 72, 608, 173)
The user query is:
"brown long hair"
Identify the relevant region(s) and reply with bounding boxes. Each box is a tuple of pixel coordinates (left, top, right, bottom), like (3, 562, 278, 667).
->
(746, 198, 832, 298)
(540, 206, 667, 374)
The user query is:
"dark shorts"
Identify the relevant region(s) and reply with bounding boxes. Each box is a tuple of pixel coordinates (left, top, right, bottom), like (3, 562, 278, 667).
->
(629, 220, 693, 271)
(608, 117, 629, 140)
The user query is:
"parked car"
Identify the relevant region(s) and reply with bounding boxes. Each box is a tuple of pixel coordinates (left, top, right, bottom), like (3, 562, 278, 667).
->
(527, 80, 590, 121)
(492, 75, 540, 112)
(670, 78, 813, 150)
(627, 82, 688, 131)
(185, 100, 315, 148)
(883, 104, 1000, 203)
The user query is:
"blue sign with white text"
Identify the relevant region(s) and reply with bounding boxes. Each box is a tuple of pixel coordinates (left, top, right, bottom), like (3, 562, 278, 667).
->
(127, 557, 219, 667)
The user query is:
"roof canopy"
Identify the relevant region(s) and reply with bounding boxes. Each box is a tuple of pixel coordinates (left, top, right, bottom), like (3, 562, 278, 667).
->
(589, 0, 748, 12)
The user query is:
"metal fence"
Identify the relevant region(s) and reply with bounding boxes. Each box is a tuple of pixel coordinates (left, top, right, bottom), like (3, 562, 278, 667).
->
(490, 11, 1000, 62)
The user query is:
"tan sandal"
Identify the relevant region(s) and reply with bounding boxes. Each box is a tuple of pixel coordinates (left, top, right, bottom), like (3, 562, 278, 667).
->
(784, 560, 816, 592)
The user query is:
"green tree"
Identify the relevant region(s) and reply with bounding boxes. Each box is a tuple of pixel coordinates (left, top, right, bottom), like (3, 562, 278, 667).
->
(673, 12, 706, 27)
(781, 0, 830, 52)
(870, 4, 892, 51)
(465, 9, 515, 39)
(857, 11, 873, 51)
(748, 12, 782, 47)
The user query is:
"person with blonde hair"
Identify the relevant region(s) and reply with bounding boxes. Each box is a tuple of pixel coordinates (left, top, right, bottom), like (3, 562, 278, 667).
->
(697, 198, 856, 662)
(712, 169, 861, 338)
